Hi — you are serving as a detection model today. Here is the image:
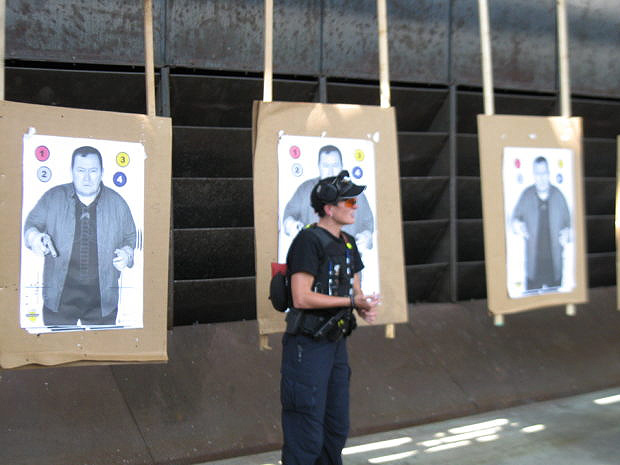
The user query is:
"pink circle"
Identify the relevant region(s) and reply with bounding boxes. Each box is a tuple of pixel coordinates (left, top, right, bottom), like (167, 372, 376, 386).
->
(515, 158, 521, 169)
(35, 145, 50, 161)
(290, 146, 301, 159)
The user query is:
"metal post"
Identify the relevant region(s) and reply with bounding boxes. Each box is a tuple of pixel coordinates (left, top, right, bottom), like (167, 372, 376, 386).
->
(617, 136, 620, 311)
(158, 66, 171, 118)
(449, 85, 458, 302)
(448, 0, 458, 303)
(319, 76, 327, 104)
(318, 0, 326, 104)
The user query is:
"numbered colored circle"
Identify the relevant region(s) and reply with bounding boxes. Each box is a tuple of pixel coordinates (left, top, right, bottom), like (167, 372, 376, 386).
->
(289, 146, 301, 159)
(291, 163, 303, 177)
(514, 158, 521, 169)
(35, 146, 50, 161)
(558, 160, 564, 169)
(37, 166, 52, 182)
(354, 149, 365, 162)
(556, 173, 563, 184)
(116, 152, 130, 167)
(113, 172, 127, 187)
(352, 166, 363, 179)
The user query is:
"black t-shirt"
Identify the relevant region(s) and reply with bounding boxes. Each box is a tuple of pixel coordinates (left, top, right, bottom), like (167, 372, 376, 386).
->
(287, 225, 364, 299)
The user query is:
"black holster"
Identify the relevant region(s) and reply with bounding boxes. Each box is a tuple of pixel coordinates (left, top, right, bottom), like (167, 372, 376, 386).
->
(286, 307, 356, 341)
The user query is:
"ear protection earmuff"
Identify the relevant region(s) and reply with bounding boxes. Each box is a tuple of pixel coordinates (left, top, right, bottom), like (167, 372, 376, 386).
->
(315, 179, 339, 203)
(315, 170, 350, 203)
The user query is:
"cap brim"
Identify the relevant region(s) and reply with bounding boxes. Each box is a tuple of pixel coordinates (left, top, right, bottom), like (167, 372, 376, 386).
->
(338, 184, 366, 199)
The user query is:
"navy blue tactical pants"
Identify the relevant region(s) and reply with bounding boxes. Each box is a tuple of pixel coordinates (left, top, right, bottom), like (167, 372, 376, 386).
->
(281, 333, 350, 465)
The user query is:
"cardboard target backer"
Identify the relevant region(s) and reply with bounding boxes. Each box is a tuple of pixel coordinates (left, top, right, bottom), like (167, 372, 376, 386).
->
(253, 101, 408, 335)
(0, 100, 172, 368)
(478, 115, 588, 315)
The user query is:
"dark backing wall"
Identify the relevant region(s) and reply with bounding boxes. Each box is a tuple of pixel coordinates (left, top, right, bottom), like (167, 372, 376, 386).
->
(7, 0, 619, 325)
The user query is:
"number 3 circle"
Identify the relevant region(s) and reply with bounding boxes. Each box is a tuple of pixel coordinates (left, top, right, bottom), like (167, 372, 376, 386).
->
(116, 152, 130, 167)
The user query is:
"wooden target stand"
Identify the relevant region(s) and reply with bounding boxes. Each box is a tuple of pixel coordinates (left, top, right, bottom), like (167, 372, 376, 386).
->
(0, 0, 172, 368)
(477, 0, 588, 326)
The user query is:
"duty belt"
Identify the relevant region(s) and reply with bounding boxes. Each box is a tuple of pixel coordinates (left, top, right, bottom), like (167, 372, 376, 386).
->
(285, 307, 356, 341)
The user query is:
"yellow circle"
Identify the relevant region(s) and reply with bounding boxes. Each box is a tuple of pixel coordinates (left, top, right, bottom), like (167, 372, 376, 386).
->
(354, 149, 365, 162)
(558, 160, 564, 169)
(116, 152, 130, 167)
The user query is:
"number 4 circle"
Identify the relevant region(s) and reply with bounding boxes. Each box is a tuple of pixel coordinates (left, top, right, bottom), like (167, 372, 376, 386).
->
(113, 172, 127, 187)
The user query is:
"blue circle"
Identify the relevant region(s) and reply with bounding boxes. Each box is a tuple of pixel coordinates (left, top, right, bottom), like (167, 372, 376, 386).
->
(352, 166, 363, 179)
(113, 172, 127, 187)
(556, 173, 563, 184)
(517, 173, 524, 184)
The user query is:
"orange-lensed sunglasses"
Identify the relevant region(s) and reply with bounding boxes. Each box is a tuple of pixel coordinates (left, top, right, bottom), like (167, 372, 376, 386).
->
(342, 198, 357, 208)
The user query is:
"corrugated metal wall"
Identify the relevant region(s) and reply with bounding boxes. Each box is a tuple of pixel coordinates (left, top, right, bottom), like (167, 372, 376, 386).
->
(8, 0, 620, 95)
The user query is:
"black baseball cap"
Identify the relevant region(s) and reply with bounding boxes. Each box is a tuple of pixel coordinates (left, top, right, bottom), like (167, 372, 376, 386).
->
(311, 170, 366, 213)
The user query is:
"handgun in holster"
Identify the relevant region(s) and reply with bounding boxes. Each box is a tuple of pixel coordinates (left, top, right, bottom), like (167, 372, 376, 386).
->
(312, 308, 353, 342)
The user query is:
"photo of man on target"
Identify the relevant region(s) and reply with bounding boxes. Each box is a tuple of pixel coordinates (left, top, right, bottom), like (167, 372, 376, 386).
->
(20, 134, 145, 333)
(503, 147, 576, 298)
(282, 144, 375, 249)
(278, 134, 380, 297)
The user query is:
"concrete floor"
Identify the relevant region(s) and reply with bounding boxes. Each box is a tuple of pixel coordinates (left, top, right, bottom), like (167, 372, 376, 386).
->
(201, 387, 620, 465)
